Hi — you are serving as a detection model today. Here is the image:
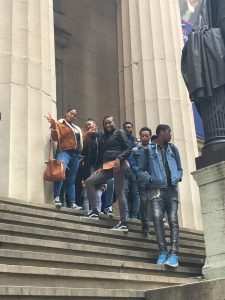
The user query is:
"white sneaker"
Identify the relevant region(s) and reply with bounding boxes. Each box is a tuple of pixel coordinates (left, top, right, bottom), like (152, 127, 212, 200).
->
(54, 197, 62, 207)
(70, 203, 82, 210)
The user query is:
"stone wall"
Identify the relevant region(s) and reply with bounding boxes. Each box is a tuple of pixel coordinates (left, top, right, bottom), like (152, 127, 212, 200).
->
(53, 0, 119, 128)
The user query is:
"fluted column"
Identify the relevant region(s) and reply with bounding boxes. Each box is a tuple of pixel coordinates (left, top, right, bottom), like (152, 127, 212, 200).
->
(0, 0, 56, 203)
(117, 0, 202, 229)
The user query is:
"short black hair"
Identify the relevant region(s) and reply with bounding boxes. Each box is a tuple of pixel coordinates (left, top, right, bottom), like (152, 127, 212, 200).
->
(66, 108, 76, 113)
(123, 121, 133, 129)
(139, 127, 152, 136)
(102, 115, 113, 125)
(86, 118, 95, 123)
(156, 124, 171, 136)
(151, 134, 157, 142)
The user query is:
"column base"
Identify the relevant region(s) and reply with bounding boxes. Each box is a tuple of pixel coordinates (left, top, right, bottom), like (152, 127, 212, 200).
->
(192, 161, 225, 280)
(203, 254, 225, 279)
(196, 147, 225, 169)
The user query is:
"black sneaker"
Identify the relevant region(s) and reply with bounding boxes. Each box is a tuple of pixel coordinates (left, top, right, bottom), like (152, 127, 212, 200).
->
(103, 207, 114, 216)
(112, 221, 128, 232)
(86, 209, 99, 218)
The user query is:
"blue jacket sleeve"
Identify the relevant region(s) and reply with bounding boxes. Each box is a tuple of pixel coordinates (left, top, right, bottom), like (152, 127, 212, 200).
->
(129, 148, 151, 183)
(173, 146, 183, 180)
(128, 155, 138, 173)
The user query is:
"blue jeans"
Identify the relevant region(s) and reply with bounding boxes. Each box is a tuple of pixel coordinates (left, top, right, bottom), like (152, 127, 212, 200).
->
(54, 150, 80, 206)
(124, 170, 140, 218)
(150, 187, 179, 253)
(101, 178, 114, 210)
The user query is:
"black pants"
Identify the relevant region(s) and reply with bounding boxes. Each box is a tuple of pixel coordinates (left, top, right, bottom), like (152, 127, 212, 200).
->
(137, 182, 152, 230)
(85, 162, 128, 222)
(151, 186, 179, 254)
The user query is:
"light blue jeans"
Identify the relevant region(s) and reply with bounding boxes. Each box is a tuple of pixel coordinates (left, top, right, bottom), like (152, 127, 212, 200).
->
(54, 150, 80, 206)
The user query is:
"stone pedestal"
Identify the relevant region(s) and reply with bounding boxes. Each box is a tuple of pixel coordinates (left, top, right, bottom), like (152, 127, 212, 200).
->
(0, 0, 56, 203)
(117, 0, 202, 230)
(192, 161, 225, 279)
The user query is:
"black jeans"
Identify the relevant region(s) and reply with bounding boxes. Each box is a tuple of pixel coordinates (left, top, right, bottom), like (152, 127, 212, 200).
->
(124, 171, 140, 219)
(85, 161, 128, 222)
(137, 181, 152, 230)
(150, 186, 179, 254)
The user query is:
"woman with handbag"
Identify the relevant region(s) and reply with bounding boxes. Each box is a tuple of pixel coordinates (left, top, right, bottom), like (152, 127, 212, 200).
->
(45, 109, 83, 209)
(85, 116, 132, 231)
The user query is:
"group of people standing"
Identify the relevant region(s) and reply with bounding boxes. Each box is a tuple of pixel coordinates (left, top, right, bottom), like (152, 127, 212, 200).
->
(46, 108, 183, 268)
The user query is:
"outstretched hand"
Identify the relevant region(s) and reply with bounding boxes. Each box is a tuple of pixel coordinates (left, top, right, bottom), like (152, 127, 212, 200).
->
(44, 112, 56, 129)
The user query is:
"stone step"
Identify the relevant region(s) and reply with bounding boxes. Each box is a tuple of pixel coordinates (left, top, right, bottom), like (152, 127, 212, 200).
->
(0, 213, 205, 257)
(0, 234, 204, 268)
(0, 196, 205, 298)
(0, 286, 145, 299)
(0, 205, 205, 251)
(0, 220, 205, 267)
(0, 249, 202, 277)
(0, 197, 204, 239)
(0, 264, 200, 290)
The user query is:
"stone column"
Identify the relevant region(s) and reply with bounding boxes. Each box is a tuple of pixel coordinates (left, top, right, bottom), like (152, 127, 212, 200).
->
(0, 0, 56, 203)
(192, 162, 225, 279)
(117, 0, 202, 229)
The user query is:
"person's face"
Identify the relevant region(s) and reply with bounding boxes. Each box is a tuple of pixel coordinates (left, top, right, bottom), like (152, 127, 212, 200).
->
(86, 120, 96, 131)
(65, 110, 77, 123)
(123, 123, 133, 135)
(103, 117, 115, 132)
(162, 128, 172, 143)
(140, 131, 151, 146)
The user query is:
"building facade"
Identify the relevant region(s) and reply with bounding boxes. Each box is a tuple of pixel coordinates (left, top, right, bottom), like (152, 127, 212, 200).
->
(0, 0, 202, 229)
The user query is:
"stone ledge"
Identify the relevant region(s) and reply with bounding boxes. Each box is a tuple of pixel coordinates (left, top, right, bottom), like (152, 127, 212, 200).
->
(145, 278, 225, 300)
(0, 286, 145, 299)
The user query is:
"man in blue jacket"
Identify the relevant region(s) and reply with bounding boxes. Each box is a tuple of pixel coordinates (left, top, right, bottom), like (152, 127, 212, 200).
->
(129, 127, 152, 236)
(130, 124, 183, 267)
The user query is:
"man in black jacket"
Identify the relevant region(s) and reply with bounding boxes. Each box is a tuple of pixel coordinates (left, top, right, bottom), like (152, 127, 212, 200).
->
(123, 122, 140, 220)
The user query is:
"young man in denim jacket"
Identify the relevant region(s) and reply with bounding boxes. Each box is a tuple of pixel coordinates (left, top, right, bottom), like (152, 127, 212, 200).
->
(130, 124, 183, 267)
(129, 127, 152, 236)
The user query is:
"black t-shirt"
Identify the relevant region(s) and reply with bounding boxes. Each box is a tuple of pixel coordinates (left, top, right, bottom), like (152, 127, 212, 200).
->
(158, 145, 172, 186)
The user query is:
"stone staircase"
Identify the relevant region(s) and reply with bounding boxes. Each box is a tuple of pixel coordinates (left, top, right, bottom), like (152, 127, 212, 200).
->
(0, 197, 205, 299)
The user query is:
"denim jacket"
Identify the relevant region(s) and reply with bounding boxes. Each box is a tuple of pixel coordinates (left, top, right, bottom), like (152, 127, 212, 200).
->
(129, 143, 183, 188)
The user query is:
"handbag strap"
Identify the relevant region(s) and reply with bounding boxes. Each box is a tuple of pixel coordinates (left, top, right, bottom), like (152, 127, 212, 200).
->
(48, 139, 52, 160)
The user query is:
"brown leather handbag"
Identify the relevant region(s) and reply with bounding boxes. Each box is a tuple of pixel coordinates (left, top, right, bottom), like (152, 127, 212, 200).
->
(43, 140, 65, 182)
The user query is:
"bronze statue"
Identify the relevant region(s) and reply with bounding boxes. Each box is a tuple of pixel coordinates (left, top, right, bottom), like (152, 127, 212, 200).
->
(182, 0, 225, 155)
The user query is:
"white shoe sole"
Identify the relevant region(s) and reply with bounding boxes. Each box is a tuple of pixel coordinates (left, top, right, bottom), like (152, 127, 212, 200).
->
(71, 206, 83, 210)
(164, 262, 178, 268)
(111, 228, 129, 232)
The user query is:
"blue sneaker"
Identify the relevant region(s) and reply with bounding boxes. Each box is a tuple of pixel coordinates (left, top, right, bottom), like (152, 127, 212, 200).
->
(164, 253, 179, 268)
(156, 251, 169, 265)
